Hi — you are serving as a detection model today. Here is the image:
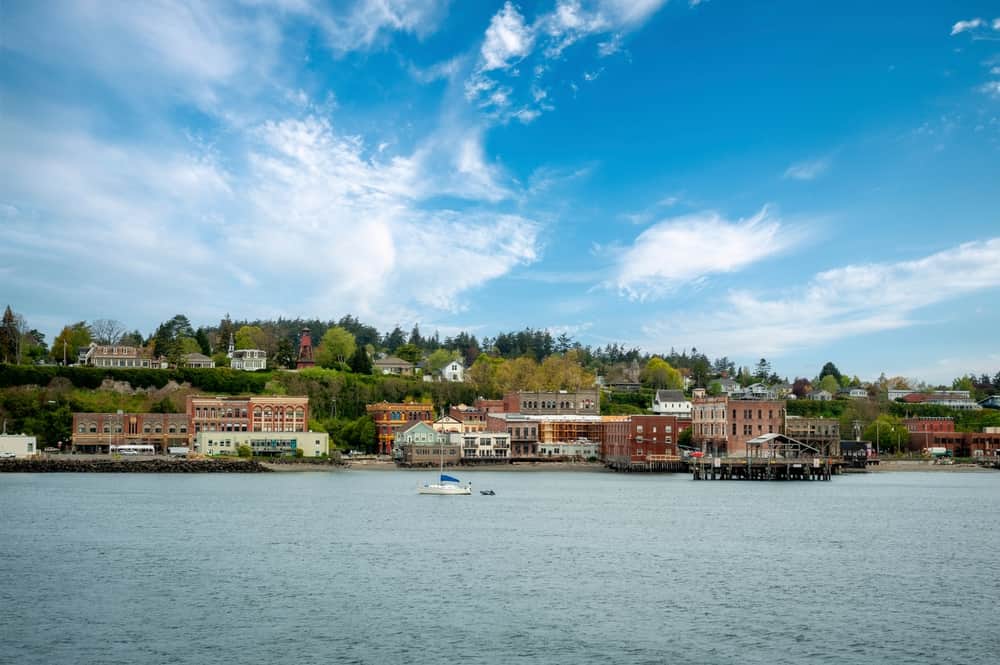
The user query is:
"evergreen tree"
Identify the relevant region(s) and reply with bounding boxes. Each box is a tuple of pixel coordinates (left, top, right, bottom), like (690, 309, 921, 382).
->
(384, 326, 406, 352)
(349, 345, 372, 374)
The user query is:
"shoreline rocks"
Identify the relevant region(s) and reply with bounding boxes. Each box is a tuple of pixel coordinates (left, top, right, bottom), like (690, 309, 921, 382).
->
(0, 458, 271, 473)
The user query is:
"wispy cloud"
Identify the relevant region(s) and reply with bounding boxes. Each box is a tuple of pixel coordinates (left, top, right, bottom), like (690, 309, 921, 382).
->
(466, 0, 669, 121)
(783, 156, 832, 181)
(951, 18, 984, 36)
(0, 1, 541, 332)
(979, 81, 1000, 98)
(641, 238, 1000, 356)
(612, 207, 806, 300)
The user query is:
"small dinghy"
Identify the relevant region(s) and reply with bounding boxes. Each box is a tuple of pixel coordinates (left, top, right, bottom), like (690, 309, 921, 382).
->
(480, 489, 496, 496)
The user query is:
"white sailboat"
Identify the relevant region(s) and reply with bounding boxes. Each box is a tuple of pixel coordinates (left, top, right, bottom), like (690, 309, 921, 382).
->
(418, 439, 471, 495)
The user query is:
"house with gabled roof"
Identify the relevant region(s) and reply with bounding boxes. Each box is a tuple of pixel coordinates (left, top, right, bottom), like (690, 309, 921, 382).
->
(652, 389, 691, 418)
(374, 356, 415, 376)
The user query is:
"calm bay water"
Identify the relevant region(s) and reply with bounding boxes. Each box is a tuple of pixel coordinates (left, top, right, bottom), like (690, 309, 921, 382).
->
(2, 469, 999, 665)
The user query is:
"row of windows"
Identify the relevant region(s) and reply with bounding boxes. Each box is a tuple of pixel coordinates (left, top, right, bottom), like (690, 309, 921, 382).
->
(736, 409, 775, 420)
(78, 423, 187, 434)
(93, 359, 153, 367)
(195, 407, 248, 418)
(523, 399, 595, 410)
(386, 411, 432, 421)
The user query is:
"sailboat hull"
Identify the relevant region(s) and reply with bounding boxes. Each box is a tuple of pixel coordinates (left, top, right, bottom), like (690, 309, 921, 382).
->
(417, 484, 472, 495)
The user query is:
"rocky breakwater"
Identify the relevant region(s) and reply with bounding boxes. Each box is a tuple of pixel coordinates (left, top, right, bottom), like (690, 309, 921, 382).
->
(0, 457, 272, 473)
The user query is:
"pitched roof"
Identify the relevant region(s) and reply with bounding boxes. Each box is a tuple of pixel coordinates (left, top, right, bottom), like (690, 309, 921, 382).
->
(655, 389, 686, 402)
(374, 356, 413, 366)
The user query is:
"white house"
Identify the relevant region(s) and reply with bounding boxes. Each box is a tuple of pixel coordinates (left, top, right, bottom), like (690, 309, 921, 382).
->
(652, 389, 692, 418)
(231, 349, 267, 371)
(0, 433, 38, 458)
(440, 360, 465, 382)
(808, 390, 833, 401)
(459, 431, 511, 462)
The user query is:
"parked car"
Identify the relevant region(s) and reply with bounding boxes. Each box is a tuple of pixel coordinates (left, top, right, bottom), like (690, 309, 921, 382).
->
(0, 451, 17, 459)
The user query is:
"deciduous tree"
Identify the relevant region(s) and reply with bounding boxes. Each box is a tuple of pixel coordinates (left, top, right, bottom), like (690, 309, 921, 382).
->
(90, 319, 126, 346)
(50, 322, 92, 365)
(641, 357, 683, 390)
(316, 326, 357, 368)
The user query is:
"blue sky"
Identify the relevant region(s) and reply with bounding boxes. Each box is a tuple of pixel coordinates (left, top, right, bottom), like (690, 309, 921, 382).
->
(1, 1, 998, 384)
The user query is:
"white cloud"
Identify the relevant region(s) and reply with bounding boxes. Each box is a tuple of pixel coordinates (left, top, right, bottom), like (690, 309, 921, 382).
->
(951, 18, 984, 36)
(783, 157, 831, 181)
(480, 2, 535, 71)
(994, 18, 1000, 31)
(979, 81, 1000, 98)
(299, 0, 449, 54)
(641, 238, 1000, 356)
(467, 0, 668, 120)
(1, 108, 535, 330)
(613, 207, 805, 300)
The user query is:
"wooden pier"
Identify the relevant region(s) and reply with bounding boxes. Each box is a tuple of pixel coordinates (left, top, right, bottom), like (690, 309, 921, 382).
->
(690, 456, 842, 481)
(606, 454, 687, 473)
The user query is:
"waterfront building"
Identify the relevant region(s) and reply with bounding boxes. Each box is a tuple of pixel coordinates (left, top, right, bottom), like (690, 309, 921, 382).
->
(432, 415, 463, 433)
(193, 430, 328, 457)
(393, 421, 460, 466)
(72, 413, 189, 454)
(486, 412, 604, 458)
(784, 416, 841, 455)
(502, 389, 599, 416)
(460, 431, 511, 463)
(0, 433, 38, 458)
(231, 349, 267, 371)
(79, 343, 163, 369)
(366, 401, 435, 455)
(486, 413, 539, 457)
(651, 389, 691, 417)
(691, 396, 785, 456)
(448, 404, 489, 432)
(921, 431, 1000, 457)
(602, 414, 680, 470)
(537, 439, 600, 460)
(187, 395, 309, 439)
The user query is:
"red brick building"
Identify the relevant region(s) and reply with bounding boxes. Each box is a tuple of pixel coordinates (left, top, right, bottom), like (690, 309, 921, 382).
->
(692, 396, 785, 456)
(602, 415, 681, 470)
(366, 402, 435, 455)
(903, 416, 955, 450)
(449, 404, 489, 432)
(188, 395, 309, 438)
(473, 398, 505, 413)
(919, 431, 1000, 457)
(72, 413, 189, 453)
(486, 413, 540, 457)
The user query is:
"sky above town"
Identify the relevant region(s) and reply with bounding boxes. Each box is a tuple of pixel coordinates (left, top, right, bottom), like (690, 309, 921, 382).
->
(2, 1, 999, 384)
